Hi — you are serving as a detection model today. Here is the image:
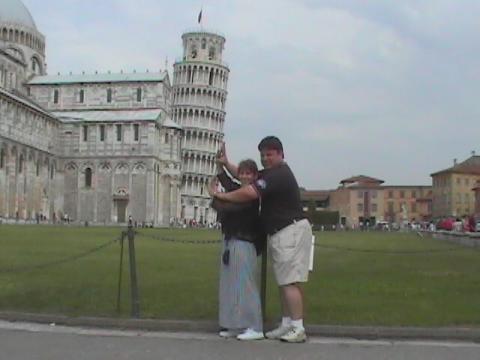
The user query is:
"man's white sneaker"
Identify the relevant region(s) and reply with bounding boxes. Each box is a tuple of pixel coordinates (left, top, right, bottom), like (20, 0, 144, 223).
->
(236, 328, 265, 341)
(280, 327, 307, 343)
(219, 329, 240, 338)
(265, 325, 292, 339)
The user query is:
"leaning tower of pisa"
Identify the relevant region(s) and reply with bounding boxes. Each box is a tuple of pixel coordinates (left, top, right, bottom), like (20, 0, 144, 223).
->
(172, 30, 229, 224)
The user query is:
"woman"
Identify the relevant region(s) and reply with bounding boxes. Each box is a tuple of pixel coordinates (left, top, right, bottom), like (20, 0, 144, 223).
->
(209, 159, 265, 341)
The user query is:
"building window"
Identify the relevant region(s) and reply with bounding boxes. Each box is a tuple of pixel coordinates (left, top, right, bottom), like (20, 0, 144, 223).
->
(357, 203, 364, 212)
(165, 133, 169, 144)
(209, 69, 214, 85)
(134, 124, 139, 141)
(400, 190, 405, 198)
(456, 178, 461, 185)
(201, 38, 207, 49)
(50, 165, 55, 179)
(85, 168, 92, 188)
(411, 190, 416, 198)
(136, 88, 142, 102)
(100, 125, 105, 141)
(53, 89, 59, 104)
(83, 125, 88, 141)
(18, 154, 24, 174)
(0, 149, 4, 169)
(116, 124, 122, 141)
(371, 203, 377, 213)
(107, 88, 112, 103)
(208, 46, 215, 60)
(79, 89, 85, 103)
(388, 190, 394, 198)
(387, 202, 394, 213)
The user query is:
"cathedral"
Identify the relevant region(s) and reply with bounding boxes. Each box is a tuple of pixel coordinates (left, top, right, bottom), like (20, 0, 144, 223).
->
(0, 0, 229, 225)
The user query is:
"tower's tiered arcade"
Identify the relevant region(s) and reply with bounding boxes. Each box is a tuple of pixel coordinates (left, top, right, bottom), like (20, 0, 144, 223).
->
(172, 30, 229, 223)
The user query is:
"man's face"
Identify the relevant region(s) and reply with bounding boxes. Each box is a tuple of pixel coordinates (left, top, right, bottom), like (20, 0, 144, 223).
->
(260, 149, 283, 169)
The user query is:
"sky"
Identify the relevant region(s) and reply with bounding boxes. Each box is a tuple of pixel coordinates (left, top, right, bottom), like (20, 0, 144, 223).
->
(22, 0, 480, 189)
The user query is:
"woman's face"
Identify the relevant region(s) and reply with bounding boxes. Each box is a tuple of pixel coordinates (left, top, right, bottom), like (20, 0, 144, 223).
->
(238, 168, 257, 186)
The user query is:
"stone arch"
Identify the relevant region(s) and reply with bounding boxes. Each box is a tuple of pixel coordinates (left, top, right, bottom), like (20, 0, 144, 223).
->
(132, 162, 147, 174)
(99, 161, 112, 173)
(65, 162, 78, 172)
(115, 162, 129, 174)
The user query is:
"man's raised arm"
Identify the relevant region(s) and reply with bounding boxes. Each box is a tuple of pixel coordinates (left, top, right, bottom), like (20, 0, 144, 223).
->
(216, 142, 238, 178)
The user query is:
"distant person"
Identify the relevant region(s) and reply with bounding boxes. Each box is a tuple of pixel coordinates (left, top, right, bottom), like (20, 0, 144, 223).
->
(213, 137, 312, 343)
(209, 159, 265, 341)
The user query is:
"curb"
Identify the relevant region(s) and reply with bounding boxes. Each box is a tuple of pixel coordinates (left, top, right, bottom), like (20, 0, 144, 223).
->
(1, 312, 480, 342)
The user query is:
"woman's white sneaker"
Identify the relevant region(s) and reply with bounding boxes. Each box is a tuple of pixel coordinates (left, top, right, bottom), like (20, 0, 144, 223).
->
(265, 325, 292, 339)
(280, 327, 307, 343)
(236, 328, 265, 341)
(219, 329, 240, 338)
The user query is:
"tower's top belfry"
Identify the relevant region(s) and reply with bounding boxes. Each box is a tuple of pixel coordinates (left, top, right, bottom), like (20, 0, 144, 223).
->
(181, 30, 226, 65)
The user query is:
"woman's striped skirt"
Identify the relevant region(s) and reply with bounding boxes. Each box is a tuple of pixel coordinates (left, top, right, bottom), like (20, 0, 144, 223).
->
(218, 237, 263, 332)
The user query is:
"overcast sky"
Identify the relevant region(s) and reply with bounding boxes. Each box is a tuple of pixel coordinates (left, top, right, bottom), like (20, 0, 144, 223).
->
(23, 0, 480, 189)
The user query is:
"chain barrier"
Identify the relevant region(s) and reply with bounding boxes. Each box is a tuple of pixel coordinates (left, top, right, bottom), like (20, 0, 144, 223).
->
(138, 232, 222, 245)
(313, 243, 471, 254)
(140, 232, 471, 254)
(0, 237, 120, 274)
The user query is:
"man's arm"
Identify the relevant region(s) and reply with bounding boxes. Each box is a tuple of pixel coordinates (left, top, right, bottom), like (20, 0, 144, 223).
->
(214, 184, 258, 203)
(216, 142, 238, 178)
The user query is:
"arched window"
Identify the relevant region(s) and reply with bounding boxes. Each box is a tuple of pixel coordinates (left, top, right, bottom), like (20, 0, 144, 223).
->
(0, 149, 5, 169)
(79, 89, 85, 103)
(209, 47, 216, 60)
(209, 69, 214, 86)
(18, 154, 24, 174)
(136, 88, 142, 102)
(53, 89, 59, 104)
(85, 168, 92, 188)
(201, 38, 207, 50)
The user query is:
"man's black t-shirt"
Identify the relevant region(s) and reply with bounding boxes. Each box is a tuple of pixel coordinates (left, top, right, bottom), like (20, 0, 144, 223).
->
(252, 162, 305, 235)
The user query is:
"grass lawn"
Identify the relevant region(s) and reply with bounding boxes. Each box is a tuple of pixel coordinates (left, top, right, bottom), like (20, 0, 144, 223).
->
(0, 225, 479, 327)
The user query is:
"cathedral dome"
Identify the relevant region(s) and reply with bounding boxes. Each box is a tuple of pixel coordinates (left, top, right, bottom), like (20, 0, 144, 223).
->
(0, 0, 37, 30)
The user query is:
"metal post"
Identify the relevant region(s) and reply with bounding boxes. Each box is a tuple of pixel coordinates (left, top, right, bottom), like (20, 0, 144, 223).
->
(260, 246, 268, 327)
(127, 222, 140, 318)
(116, 231, 125, 314)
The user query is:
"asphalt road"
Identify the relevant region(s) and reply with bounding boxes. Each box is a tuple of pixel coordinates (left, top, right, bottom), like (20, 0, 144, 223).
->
(1, 321, 479, 360)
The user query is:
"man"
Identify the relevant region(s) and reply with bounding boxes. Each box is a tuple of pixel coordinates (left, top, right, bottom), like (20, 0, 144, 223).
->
(213, 136, 312, 343)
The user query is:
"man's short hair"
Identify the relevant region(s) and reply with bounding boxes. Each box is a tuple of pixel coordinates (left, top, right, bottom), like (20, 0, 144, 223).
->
(258, 136, 284, 153)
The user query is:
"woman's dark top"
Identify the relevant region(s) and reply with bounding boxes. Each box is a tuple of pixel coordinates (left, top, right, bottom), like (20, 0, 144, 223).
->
(211, 171, 266, 255)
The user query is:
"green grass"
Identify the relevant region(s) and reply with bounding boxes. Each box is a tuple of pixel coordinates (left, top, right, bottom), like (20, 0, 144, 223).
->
(1, 225, 479, 327)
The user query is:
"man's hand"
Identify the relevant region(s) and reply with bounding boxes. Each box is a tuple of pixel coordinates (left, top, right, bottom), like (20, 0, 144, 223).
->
(217, 142, 239, 177)
(216, 141, 228, 166)
(207, 177, 219, 197)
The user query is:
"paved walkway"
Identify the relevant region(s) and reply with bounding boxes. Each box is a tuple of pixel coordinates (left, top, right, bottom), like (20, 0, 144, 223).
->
(1, 320, 480, 360)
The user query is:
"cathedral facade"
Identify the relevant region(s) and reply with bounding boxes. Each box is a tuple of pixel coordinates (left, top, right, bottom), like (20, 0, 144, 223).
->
(0, 0, 229, 225)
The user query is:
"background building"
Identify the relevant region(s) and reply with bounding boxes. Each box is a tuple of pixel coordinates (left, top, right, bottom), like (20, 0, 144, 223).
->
(431, 152, 480, 219)
(324, 175, 432, 227)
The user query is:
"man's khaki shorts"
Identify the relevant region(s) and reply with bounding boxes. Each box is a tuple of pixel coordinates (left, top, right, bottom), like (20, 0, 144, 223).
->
(268, 219, 312, 286)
